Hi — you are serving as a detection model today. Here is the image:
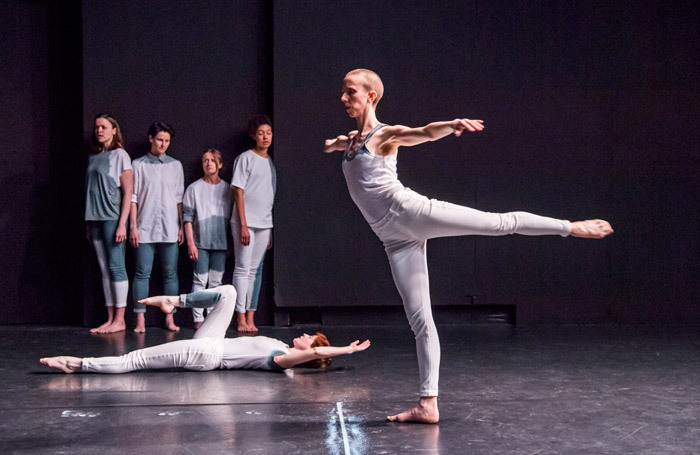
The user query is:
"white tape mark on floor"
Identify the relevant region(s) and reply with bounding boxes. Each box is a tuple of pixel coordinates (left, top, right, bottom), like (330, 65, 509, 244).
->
(336, 402, 351, 455)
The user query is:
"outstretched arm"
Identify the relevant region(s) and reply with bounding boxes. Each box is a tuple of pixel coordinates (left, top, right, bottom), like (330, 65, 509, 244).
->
(324, 131, 358, 153)
(379, 119, 484, 151)
(274, 339, 370, 369)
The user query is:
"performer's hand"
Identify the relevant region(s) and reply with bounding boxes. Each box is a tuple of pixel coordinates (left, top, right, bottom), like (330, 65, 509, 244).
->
(86, 223, 92, 242)
(240, 225, 250, 246)
(129, 228, 140, 248)
(177, 226, 184, 245)
(349, 340, 371, 353)
(188, 244, 199, 261)
(452, 118, 484, 137)
(267, 231, 273, 250)
(115, 223, 127, 243)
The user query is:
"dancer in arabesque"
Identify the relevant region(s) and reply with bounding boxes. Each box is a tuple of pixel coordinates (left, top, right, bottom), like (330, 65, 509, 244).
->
(324, 68, 613, 423)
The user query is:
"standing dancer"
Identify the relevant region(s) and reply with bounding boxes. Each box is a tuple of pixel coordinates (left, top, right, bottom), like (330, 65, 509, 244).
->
(85, 114, 133, 333)
(184, 149, 233, 328)
(130, 121, 184, 333)
(324, 69, 613, 423)
(231, 115, 276, 332)
(41, 285, 370, 374)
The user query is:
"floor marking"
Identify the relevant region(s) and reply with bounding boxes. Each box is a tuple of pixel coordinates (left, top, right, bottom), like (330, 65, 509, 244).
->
(336, 402, 351, 455)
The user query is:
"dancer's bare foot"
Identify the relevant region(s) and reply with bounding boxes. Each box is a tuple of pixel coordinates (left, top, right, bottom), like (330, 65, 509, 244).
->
(570, 219, 613, 239)
(97, 321, 126, 334)
(165, 313, 180, 332)
(246, 311, 258, 333)
(89, 320, 112, 333)
(134, 313, 146, 333)
(387, 397, 439, 424)
(40, 356, 83, 374)
(139, 295, 179, 314)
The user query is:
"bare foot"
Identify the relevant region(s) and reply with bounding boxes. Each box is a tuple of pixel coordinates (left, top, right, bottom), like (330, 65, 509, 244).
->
(570, 219, 613, 239)
(89, 320, 112, 333)
(40, 356, 83, 374)
(194, 321, 203, 330)
(139, 295, 179, 314)
(237, 313, 249, 332)
(96, 321, 126, 334)
(134, 313, 146, 333)
(165, 313, 180, 332)
(246, 311, 258, 333)
(387, 397, 439, 424)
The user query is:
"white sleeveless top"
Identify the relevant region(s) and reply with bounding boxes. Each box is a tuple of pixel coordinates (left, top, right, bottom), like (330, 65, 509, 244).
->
(341, 124, 405, 224)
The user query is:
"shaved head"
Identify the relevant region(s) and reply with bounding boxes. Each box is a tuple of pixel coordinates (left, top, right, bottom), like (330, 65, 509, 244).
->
(346, 68, 384, 107)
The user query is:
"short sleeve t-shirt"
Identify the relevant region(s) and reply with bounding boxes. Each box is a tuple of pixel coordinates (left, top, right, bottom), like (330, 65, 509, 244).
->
(183, 179, 233, 250)
(220, 336, 289, 371)
(230, 150, 276, 229)
(85, 148, 132, 221)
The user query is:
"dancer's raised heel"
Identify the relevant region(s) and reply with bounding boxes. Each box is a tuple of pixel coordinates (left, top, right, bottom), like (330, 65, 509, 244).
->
(570, 219, 613, 239)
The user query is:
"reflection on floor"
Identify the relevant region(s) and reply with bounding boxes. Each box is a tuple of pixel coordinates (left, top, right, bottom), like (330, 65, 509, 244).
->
(2, 324, 699, 454)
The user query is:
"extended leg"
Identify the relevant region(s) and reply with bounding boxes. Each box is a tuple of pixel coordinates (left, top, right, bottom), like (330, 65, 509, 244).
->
(394, 191, 611, 240)
(42, 338, 224, 374)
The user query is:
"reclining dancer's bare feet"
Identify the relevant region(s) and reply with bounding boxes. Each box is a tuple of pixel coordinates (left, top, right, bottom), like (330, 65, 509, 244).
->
(570, 219, 613, 239)
(40, 356, 83, 374)
(387, 397, 440, 424)
(165, 313, 180, 332)
(138, 295, 180, 314)
(89, 320, 112, 333)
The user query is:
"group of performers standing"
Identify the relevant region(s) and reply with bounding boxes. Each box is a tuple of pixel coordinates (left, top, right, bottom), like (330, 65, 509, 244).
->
(85, 114, 275, 334)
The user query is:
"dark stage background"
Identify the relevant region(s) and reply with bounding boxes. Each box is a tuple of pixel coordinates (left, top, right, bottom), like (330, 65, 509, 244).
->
(1, 1, 698, 325)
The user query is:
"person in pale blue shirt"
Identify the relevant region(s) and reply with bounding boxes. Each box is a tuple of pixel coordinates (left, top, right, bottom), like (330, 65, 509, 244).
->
(129, 121, 184, 333)
(184, 148, 233, 329)
(85, 113, 133, 334)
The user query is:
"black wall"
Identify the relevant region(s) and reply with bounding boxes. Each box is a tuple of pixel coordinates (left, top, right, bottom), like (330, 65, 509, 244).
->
(1, 1, 698, 325)
(272, 1, 700, 323)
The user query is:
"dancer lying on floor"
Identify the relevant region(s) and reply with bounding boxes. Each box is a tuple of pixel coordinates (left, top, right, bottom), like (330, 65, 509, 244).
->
(41, 285, 370, 373)
(324, 68, 613, 423)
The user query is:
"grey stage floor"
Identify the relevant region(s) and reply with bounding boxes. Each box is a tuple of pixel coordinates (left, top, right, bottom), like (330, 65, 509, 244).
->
(1, 323, 698, 454)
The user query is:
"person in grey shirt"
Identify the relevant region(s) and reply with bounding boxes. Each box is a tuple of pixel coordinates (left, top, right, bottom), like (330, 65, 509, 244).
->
(40, 285, 371, 374)
(85, 113, 133, 333)
(129, 121, 184, 333)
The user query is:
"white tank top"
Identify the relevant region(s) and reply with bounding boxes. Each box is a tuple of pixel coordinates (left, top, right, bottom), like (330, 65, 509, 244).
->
(341, 124, 405, 224)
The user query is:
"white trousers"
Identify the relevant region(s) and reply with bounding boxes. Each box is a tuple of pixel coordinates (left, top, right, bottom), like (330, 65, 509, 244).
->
(369, 189, 571, 396)
(82, 285, 237, 373)
(231, 226, 271, 313)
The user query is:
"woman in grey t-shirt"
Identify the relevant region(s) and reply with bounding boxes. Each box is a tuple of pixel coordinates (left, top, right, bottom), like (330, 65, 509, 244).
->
(85, 114, 133, 334)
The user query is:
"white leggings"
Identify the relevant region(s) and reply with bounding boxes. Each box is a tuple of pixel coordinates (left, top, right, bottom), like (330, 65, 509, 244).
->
(231, 225, 271, 313)
(82, 285, 237, 373)
(369, 189, 571, 396)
